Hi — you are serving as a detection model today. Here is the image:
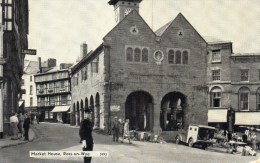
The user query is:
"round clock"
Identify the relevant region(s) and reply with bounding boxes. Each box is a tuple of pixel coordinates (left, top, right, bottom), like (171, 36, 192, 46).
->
(124, 8, 132, 16)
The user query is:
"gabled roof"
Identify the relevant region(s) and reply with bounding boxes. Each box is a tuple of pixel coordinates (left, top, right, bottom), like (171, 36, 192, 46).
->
(23, 60, 39, 74)
(155, 20, 173, 36)
(155, 13, 207, 44)
(104, 9, 156, 39)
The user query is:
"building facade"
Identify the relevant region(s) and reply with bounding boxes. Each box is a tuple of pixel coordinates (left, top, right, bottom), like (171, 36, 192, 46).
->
(34, 65, 72, 123)
(70, 0, 209, 135)
(0, 0, 29, 137)
(207, 41, 260, 131)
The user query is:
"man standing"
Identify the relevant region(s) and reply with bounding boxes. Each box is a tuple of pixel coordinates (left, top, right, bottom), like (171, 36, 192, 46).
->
(23, 113, 30, 141)
(18, 113, 25, 138)
(79, 109, 93, 163)
(112, 116, 120, 142)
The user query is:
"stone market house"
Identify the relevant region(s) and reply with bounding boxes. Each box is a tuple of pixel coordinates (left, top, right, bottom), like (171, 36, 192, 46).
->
(70, 0, 208, 135)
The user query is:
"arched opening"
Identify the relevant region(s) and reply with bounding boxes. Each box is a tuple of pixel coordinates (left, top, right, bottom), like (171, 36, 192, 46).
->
(85, 97, 89, 110)
(160, 92, 187, 131)
(238, 87, 250, 111)
(80, 100, 84, 122)
(210, 86, 222, 108)
(76, 101, 80, 126)
(95, 93, 100, 128)
(90, 96, 94, 124)
(125, 91, 153, 131)
(72, 103, 76, 125)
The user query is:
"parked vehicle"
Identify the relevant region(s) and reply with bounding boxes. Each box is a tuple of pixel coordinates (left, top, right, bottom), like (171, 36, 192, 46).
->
(175, 125, 217, 149)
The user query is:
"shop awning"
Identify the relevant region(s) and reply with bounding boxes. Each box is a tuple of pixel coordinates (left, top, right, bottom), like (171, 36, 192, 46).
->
(208, 109, 228, 123)
(235, 112, 260, 125)
(51, 105, 70, 113)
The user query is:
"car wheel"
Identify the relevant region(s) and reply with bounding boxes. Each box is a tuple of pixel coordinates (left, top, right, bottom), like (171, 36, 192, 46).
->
(188, 138, 194, 147)
(175, 136, 180, 144)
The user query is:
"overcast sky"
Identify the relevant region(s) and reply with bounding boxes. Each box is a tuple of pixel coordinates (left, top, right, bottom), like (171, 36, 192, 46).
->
(26, 0, 260, 64)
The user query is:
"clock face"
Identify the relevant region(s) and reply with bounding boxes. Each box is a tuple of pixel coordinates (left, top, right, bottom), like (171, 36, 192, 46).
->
(124, 8, 132, 16)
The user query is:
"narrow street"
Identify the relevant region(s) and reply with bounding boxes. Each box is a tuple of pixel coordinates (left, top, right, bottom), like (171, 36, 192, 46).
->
(0, 123, 258, 163)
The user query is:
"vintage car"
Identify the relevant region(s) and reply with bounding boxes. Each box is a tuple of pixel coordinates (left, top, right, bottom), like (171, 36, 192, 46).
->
(175, 124, 217, 149)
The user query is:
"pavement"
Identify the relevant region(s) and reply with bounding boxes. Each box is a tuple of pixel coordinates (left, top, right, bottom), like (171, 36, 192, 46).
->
(0, 125, 37, 149)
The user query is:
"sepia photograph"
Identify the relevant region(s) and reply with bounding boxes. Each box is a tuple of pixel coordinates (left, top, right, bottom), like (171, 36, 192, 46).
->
(0, 0, 260, 162)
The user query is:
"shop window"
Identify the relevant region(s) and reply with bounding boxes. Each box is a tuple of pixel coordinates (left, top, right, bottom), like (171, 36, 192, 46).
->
(168, 50, 174, 64)
(134, 48, 141, 62)
(212, 50, 221, 62)
(239, 87, 250, 111)
(126, 47, 133, 62)
(182, 51, 188, 64)
(210, 87, 221, 107)
(175, 50, 181, 64)
(212, 70, 221, 81)
(141, 48, 148, 63)
(241, 69, 249, 81)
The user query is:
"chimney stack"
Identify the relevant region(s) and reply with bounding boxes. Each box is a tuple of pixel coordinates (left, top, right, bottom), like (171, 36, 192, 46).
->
(80, 42, 88, 59)
(38, 57, 42, 73)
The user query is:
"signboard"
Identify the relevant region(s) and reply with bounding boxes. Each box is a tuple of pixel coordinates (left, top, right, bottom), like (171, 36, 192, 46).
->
(22, 49, 37, 55)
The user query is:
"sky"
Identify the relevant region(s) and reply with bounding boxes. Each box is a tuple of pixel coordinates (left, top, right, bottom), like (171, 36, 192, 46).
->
(26, 0, 260, 64)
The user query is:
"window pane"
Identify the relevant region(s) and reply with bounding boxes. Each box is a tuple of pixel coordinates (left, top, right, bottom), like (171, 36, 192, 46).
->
(126, 47, 133, 61)
(134, 48, 141, 62)
(182, 51, 188, 64)
(175, 51, 181, 64)
(142, 48, 148, 62)
(212, 70, 220, 81)
(212, 50, 221, 62)
(168, 50, 174, 64)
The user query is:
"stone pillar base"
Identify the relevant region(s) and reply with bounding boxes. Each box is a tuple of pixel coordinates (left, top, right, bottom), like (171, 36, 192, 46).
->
(152, 126, 162, 135)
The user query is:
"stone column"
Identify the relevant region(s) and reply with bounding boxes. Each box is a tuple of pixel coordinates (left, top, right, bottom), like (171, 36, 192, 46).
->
(153, 101, 162, 135)
(94, 104, 100, 129)
(75, 111, 79, 126)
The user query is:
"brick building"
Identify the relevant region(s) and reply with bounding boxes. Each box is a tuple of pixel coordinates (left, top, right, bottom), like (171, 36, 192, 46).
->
(70, 0, 208, 134)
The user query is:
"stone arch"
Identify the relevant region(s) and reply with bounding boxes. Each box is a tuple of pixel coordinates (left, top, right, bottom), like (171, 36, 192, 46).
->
(94, 93, 100, 128)
(90, 96, 94, 124)
(160, 91, 187, 131)
(125, 91, 154, 131)
(210, 86, 222, 108)
(76, 101, 80, 126)
(72, 103, 76, 125)
(80, 100, 84, 122)
(85, 97, 89, 110)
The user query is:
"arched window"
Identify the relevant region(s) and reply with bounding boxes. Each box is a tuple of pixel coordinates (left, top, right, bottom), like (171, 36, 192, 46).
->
(238, 87, 250, 111)
(168, 50, 174, 64)
(126, 47, 133, 62)
(142, 48, 148, 63)
(182, 51, 188, 64)
(134, 48, 141, 62)
(210, 87, 221, 107)
(257, 88, 260, 111)
(175, 50, 181, 64)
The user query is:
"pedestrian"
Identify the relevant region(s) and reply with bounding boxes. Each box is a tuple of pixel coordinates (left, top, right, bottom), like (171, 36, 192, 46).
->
(36, 113, 39, 124)
(112, 116, 120, 142)
(79, 109, 94, 163)
(23, 113, 31, 141)
(121, 119, 131, 144)
(10, 113, 19, 140)
(251, 132, 257, 151)
(18, 113, 25, 138)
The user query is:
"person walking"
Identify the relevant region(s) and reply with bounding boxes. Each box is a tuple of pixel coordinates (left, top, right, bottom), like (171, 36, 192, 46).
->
(121, 119, 131, 144)
(112, 116, 120, 142)
(23, 113, 31, 141)
(18, 113, 25, 138)
(10, 113, 19, 140)
(79, 109, 94, 163)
